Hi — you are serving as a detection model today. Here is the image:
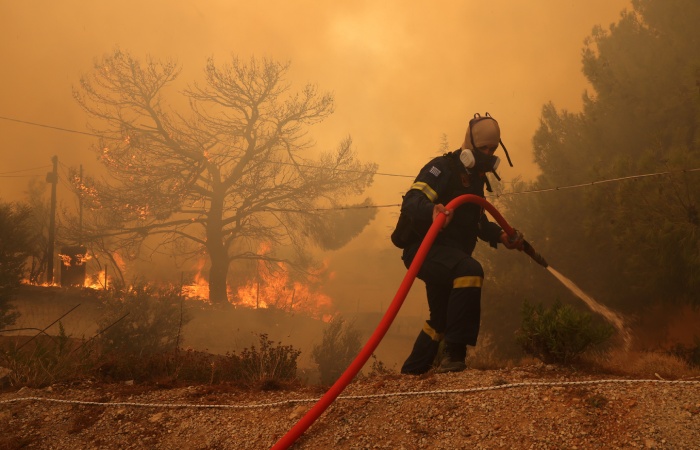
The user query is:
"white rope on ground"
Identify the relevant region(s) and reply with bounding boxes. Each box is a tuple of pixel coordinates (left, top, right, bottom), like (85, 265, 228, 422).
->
(1, 378, 698, 410)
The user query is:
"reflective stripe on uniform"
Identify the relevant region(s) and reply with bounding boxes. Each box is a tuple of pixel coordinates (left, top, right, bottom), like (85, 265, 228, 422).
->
(410, 182, 438, 203)
(422, 321, 444, 342)
(453, 276, 483, 288)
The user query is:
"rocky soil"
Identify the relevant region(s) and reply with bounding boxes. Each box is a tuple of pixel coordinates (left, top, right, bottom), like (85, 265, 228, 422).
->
(1, 363, 699, 449)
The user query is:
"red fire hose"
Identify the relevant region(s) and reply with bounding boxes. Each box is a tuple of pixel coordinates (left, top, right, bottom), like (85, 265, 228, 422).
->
(271, 194, 517, 449)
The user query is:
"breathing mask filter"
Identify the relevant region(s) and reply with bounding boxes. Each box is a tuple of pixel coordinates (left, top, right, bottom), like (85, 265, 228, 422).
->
(460, 112, 513, 184)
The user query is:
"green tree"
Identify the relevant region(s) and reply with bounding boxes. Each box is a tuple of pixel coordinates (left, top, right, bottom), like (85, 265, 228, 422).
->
(496, 0, 699, 309)
(479, 0, 700, 354)
(0, 200, 32, 329)
(578, 0, 700, 304)
(72, 50, 377, 304)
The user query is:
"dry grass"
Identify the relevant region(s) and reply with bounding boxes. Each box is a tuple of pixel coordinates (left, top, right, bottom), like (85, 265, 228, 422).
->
(469, 334, 514, 370)
(582, 349, 700, 380)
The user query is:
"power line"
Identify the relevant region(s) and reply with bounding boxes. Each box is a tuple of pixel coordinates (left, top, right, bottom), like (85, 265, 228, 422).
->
(0, 114, 528, 182)
(2, 115, 698, 207)
(0, 115, 103, 139)
(278, 167, 700, 211)
(0, 164, 51, 175)
(0, 174, 45, 179)
(498, 167, 700, 197)
(0, 114, 451, 181)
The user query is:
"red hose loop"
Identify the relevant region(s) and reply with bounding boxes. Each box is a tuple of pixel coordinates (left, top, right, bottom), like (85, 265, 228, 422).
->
(271, 194, 513, 449)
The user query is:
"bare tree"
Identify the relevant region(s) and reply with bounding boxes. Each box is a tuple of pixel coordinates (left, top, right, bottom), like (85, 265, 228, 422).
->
(72, 49, 377, 304)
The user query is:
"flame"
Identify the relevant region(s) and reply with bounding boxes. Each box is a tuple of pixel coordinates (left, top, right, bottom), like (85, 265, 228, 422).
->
(181, 259, 212, 303)
(181, 244, 334, 320)
(59, 252, 91, 266)
(84, 269, 115, 290)
(234, 259, 333, 321)
(21, 278, 59, 287)
(111, 252, 126, 273)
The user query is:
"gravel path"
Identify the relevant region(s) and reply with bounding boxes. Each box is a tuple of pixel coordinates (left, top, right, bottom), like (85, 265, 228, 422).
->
(1, 364, 699, 449)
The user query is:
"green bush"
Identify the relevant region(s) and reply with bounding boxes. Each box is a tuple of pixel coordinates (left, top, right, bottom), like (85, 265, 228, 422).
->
(516, 300, 614, 364)
(312, 315, 362, 385)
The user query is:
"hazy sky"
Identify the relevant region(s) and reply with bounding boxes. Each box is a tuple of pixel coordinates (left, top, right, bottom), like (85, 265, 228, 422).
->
(0, 1, 631, 315)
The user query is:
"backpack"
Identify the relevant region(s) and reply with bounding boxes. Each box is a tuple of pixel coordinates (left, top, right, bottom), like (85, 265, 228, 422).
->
(390, 209, 421, 249)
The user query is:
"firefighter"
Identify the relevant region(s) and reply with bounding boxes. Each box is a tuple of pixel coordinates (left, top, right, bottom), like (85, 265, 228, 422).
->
(391, 113, 523, 374)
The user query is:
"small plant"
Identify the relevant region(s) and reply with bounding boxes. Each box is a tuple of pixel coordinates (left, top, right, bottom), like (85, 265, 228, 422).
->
(516, 300, 614, 365)
(238, 333, 301, 387)
(367, 354, 395, 377)
(312, 315, 362, 385)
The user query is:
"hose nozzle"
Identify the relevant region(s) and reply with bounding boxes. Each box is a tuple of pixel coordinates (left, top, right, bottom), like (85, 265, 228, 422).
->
(522, 240, 548, 268)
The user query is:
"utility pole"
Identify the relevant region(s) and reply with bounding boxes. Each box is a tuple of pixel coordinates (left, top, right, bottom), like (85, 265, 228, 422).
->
(46, 155, 58, 284)
(78, 164, 83, 246)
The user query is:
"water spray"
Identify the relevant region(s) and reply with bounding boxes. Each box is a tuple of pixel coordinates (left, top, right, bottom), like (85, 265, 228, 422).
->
(271, 194, 627, 449)
(517, 236, 630, 347)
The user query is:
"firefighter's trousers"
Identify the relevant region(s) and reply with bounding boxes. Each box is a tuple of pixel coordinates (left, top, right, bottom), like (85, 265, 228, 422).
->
(400, 244, 483, 374)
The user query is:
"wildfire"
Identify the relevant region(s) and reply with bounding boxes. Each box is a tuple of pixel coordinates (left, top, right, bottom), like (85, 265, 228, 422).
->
(234, 260, 333, 321)
(181, 246, 334, 320)
(59, 252, 91, 266)
(181, 259, 214, 303)
(84, 268, 112, 290)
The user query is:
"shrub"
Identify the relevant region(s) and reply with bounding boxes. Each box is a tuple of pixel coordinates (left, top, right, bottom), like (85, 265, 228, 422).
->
(97, 283, 190, 356)
(93, 282, 191, 381)
(237, 333, 301, 387)
(516, 300, 614, 364)
(0, 322, 92, 387)
(311, 315, 362, 385)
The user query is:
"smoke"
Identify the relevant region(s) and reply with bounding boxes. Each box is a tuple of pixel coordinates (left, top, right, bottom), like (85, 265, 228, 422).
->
(1, 1, 631, 320)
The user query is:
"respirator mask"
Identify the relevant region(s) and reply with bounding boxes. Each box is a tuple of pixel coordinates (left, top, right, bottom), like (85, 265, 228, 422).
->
(459, 112, 513, 186)
(460, 145, 501, 174)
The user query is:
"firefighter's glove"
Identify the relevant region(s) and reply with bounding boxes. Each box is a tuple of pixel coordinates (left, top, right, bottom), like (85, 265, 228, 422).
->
(432, 204, 453, 229)
(500, 229, 524, 250)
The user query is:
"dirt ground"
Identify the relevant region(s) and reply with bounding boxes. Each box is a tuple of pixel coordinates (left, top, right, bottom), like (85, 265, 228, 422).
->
(1, 363, 699, 450)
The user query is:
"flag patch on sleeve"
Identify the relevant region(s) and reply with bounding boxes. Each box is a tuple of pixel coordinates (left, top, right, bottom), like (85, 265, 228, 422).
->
(429, 166, 441, 177)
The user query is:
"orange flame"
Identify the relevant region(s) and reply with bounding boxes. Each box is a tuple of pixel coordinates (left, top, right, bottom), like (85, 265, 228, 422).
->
(84, 269, 114, 290)
(181, 244, 334, 320)
(181, 259, 213, 303)
(234, 260, 333, 321)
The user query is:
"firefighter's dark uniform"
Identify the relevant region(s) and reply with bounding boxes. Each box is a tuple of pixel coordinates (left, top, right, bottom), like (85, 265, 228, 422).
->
(398, 149, 503, 374)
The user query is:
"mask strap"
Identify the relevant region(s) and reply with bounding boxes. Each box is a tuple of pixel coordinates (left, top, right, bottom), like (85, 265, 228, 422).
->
(499, 139, 513, 167)
(483, 175, 493, 192)
(484, 112, 514, 167)
(468, 113, 481, 150)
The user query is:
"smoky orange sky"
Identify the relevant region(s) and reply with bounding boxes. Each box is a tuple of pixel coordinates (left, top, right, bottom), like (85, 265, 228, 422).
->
(0, 1, 631, 316)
